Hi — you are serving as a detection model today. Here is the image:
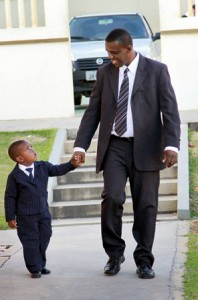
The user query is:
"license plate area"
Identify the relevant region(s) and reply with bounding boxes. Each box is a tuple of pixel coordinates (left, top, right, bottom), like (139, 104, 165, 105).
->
(85, 70, 97, 81)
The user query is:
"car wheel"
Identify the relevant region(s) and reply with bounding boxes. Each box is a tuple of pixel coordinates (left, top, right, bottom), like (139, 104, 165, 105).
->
(74, 93, 82, 105)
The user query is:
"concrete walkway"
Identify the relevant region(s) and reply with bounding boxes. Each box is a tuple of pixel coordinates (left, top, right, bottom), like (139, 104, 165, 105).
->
(0, 107, 197, 132)
(0, 220, 189, 300)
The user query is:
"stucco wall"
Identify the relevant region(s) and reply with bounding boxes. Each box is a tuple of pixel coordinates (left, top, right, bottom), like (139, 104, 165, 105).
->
(159, 0, 198, 111)
(0, 0, 74, 121)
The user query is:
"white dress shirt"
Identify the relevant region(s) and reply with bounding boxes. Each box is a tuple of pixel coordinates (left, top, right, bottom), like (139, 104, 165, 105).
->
(111, 53, 139, 137)
(18, 163, 35, 177)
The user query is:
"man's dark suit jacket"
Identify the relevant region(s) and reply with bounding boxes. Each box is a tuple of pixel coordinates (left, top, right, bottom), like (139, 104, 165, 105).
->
(74, 54, 181, 173)
(4, 161, 75, 221)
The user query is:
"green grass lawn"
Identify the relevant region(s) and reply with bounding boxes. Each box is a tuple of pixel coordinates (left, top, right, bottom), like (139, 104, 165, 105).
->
(188, 129, 198, 218)
(0, 129, 57, 229)
(183, 129, 198, 299)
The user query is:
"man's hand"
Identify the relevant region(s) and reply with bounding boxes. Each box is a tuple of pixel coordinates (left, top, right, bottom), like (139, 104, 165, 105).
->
(162, 150, 178, 168)
(8, 220, 17, 229)
(71, 151, 85, 167)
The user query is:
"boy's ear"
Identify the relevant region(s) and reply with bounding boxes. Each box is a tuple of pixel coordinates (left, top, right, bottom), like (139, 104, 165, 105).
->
(16, 156, 23, 163)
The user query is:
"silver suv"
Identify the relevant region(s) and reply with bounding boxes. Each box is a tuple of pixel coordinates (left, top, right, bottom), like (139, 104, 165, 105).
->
(70, 13, 160, 105)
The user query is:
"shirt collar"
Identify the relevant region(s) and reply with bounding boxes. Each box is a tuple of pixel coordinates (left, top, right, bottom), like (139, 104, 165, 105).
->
(18, 163, 34, 172)
(120, 52, 139, 75)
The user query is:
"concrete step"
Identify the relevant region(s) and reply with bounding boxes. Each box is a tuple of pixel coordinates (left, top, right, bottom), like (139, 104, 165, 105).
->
(66, 128, 99, 140)
(58, 165, 177, 184)
(61, 152, 178, 175)
(49, 195, 177, 219)
(160, 165, 177, 179)
(58, 166, 101, 184)
(53, 178, 177, 202)
(51, 213, 178, 227)
(64, 138, 98, 153)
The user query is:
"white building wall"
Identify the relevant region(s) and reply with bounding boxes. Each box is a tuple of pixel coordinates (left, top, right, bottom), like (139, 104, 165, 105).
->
(0, 0, 74, 120)
(159, 0, 198, 111)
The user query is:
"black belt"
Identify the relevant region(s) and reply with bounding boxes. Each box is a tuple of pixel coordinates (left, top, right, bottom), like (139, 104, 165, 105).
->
(111, 135, 134, 142)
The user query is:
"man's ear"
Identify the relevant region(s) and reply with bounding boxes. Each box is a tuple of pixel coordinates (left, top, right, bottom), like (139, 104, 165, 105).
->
(16, 156, 23, 163)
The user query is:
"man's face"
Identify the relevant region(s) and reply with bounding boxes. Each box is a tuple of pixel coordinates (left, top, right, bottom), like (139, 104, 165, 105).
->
(105, 41, 132, 68)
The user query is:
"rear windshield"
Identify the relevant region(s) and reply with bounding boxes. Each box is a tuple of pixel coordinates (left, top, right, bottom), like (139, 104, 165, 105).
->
(70, 14, 149, 40)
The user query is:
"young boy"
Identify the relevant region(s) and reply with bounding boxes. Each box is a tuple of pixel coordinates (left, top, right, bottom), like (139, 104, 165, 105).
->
(4, 139, 80, 278)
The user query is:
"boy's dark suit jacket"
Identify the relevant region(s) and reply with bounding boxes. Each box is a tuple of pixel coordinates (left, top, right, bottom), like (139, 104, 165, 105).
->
(4, 161, 75, 221)
(74, 54, 181, 172)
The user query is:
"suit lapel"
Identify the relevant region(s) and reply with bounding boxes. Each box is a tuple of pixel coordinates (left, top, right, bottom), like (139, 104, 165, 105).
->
(30, 161, 42, 185)
(14, 164, 36, 184)
(109, 65, 119, 101)
(132, 54, 148, 98)
(108, 56, 148, 101)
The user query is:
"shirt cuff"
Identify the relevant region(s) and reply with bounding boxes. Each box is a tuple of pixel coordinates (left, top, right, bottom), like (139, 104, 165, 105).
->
(164, 146, 178, 153)
(73, 147, 85, 153)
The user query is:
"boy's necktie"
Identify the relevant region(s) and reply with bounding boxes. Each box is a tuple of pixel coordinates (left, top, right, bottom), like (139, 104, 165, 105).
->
(26, 168, 33, 180)
(114, 68, 129, 136)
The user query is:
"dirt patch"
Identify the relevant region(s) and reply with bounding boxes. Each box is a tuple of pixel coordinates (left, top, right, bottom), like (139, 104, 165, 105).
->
(190, 220, 198, 234)
(0, 245, 10, 253)
(0, 245, 11, 254)
(11, 135, 47, 144)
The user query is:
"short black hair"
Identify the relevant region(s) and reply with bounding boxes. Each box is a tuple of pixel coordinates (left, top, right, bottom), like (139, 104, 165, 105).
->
(8, 140, 27, 162)
(105, 28, 133, 47)
(192, 4, 195, 9)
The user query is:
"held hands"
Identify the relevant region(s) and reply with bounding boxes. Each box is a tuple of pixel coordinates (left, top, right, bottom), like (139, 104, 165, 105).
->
(71, 151, 85, 167)
(8, 220, 17, 229)
(162, 150, 178, 168)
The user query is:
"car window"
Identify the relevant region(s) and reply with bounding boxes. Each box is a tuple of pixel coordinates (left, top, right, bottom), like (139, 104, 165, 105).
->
(70, 14, 149, 41)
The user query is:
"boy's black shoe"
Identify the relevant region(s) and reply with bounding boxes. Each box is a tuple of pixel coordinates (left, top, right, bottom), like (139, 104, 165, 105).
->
(136, 262, 155, 279)
(41, 267, 51, 275)
(31, 271, 41, 278)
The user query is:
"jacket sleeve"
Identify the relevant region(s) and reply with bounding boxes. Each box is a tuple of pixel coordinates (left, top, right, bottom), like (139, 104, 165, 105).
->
(4, 174, 18, 221)
(159, 64, 181, 149)
(45, 161, 76, 177)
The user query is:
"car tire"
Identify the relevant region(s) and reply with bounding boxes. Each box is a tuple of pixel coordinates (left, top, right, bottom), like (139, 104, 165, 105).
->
(74, 93, 82, 105)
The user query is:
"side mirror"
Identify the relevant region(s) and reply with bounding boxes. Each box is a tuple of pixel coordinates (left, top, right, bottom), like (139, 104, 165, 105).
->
(153, 32, 160, 41)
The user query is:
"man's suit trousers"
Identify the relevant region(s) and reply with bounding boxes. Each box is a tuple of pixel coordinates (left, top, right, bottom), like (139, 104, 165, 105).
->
(101, 135, 159, 267)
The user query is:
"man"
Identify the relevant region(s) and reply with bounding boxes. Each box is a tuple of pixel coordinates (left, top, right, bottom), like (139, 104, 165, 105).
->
(193, 4, 196, 16)
(182, 4, 196, 17)
(73, 29, 180, 279)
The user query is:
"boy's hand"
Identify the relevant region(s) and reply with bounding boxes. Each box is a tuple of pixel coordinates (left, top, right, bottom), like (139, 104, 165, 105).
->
(8, 220, 17, 229)
(71, 157, 80, 167)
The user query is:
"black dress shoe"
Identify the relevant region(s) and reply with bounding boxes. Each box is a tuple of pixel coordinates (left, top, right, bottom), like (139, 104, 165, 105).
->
(31, 271, 41, 278)
(104, 255, 125, 276)
(41, 267, 51, 275)
(136, 262, 155, 279)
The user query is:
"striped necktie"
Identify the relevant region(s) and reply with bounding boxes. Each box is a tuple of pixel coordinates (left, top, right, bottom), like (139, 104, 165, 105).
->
(114, 68, 129, 136)
(26, 168, 33, 180)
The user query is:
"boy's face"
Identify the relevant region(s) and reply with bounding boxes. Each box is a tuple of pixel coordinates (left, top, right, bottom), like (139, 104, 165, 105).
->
(16, 141, 37, 166)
